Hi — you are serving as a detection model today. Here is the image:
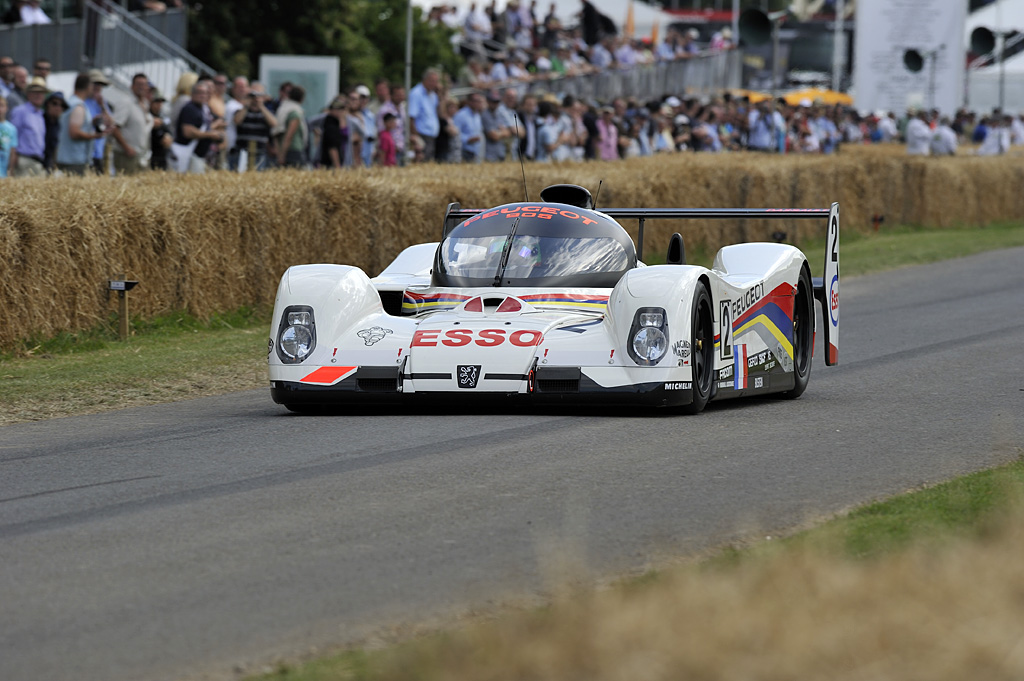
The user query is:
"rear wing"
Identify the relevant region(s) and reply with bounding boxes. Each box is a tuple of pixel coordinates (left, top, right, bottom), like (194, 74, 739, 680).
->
(443, 202, 840, 365)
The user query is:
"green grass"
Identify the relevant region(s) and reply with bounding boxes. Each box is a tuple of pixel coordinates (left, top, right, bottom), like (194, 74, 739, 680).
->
(710, 455, 1024, 570)
(800, 220, 1024, 279)
(0, 306, 271, 425)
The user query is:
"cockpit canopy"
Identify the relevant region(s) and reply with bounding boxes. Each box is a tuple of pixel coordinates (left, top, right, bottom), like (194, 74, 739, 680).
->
(432, 200, 637, 288)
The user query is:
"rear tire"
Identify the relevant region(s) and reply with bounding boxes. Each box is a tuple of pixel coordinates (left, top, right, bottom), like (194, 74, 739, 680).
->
(681, 282, 714, 415)
(780, 266, 813, 399)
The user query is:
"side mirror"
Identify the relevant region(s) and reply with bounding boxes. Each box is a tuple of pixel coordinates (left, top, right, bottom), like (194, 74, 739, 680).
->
(666, 232, 686, 265)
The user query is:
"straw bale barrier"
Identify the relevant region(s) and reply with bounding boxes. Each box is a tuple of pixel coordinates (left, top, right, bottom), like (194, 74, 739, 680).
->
(1, 150, 1022, 349)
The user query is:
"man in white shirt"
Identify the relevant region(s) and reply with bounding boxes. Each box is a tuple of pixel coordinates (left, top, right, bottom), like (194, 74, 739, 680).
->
(929, 116, 957, 156)
(905, 110, 931, 155)
(225, 76, 249, 170)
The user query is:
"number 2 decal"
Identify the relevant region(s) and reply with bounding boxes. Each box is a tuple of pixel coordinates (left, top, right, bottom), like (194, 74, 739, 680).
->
(720, 301, 733, 360)
(830, 214, 839, 263)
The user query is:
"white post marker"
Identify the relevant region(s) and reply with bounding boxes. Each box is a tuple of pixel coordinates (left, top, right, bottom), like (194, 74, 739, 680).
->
(823, 202, 840, 365)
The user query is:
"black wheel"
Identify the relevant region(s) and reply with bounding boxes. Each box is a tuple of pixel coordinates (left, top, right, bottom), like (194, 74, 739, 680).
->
(780, 266, 813, 399)
(681, 282, 714, 415)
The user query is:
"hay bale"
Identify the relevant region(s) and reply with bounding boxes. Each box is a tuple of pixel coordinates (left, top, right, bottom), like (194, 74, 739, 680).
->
(1, 150, 1022, 349)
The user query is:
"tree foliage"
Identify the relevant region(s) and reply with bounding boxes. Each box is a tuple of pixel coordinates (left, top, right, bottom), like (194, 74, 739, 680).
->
(187, 0, 461, 92)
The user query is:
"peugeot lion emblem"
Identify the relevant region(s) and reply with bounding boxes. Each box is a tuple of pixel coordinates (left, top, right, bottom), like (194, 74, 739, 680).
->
(458, 365, 481, 389)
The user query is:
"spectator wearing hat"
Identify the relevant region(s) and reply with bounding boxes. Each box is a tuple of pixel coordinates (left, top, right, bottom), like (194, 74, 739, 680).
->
(9, 76, 47, 176)
(56, 73, 105, 176)
(0, 96, 15, 177)
(149, 89, 172, 170)
(110, 73, 154, 174)
(42, 90, 67, 172)
(84, 69, 115, 173)
(233, 81, 275, 171)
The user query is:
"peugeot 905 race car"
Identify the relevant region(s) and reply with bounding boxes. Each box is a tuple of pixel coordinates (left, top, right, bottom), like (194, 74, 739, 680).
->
(269, 184, 840, 414)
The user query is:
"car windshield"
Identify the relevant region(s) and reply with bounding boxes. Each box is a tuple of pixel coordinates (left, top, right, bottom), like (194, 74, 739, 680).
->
(441, 235, 631, 281)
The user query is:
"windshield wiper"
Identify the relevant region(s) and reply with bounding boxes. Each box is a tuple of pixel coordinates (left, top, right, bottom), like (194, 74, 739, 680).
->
(492, 216, 521, 287)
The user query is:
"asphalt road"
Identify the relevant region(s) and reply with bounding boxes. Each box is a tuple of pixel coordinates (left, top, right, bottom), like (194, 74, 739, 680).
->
(2, 247, 1022, 681)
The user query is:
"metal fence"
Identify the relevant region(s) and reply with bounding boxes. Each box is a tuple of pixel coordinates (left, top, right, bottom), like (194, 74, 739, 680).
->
(0, 3, 194, 89)
(453, 50, 742, 104)
(83, 0, 213, 93)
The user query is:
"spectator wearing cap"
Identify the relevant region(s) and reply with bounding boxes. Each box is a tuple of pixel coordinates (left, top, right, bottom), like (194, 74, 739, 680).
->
(453, 92, 485, 163)
(110, 72, 154, 174)
(56, 73, 105, 176)
(42, 90, 67, 172)
(0, 96, 15, 177)
(408, 67, 441, 162)
(481, 90, 511, 162)
(234, 81, 276, 171)
(84, 69, 115, 173)
(9, 76, 47, 176)
(149, 89, 172, 170)
(354, 84, 377, 167)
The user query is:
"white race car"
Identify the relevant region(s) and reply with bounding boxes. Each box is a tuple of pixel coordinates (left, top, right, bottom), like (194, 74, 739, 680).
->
(269, 184, 839, 413)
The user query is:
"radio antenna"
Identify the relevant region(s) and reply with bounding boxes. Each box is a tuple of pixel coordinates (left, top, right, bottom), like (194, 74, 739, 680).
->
(514, 114, 529, 202)
(593, 179, 603, 210)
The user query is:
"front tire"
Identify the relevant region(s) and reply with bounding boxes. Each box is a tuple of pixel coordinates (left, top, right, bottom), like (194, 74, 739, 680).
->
(681, 282, 714, 415)
(780, 266, 813, 399)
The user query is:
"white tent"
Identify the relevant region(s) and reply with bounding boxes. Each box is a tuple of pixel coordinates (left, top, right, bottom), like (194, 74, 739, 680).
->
(412, 0, 677, 42)
(965, 0, 1024, 113)
(965, 0, 1024, 40)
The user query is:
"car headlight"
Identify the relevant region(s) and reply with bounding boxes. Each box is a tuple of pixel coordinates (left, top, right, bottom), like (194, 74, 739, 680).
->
(627, 307, 669, 366)
(277, 305, 316, 363)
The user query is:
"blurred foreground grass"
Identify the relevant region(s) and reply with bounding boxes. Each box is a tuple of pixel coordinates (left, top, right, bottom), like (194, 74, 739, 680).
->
(2, 222, 1023, 426)
(253, 456, 1024, 681)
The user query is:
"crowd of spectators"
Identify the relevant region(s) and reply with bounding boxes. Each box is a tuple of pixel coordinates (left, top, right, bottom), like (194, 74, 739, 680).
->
(2, 0, 1023, 177)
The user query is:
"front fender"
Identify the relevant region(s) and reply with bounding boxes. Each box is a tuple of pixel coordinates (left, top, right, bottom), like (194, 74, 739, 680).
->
(608, 265, 709, 364)
(270, 265, 384, 364)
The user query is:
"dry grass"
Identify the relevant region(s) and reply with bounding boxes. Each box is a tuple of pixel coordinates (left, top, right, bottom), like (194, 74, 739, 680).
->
(2, 150, 1023, 350)
(335, 499, 1024, 681)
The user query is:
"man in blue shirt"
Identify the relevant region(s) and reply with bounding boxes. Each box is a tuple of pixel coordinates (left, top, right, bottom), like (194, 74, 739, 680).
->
(407, 68, 441, 162)
(452, 92, 485, 163)
(9, 76, 47, 176)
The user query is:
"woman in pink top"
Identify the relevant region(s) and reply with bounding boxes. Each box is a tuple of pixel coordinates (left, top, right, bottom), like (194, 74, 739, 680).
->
(595, 106, 619, 161)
